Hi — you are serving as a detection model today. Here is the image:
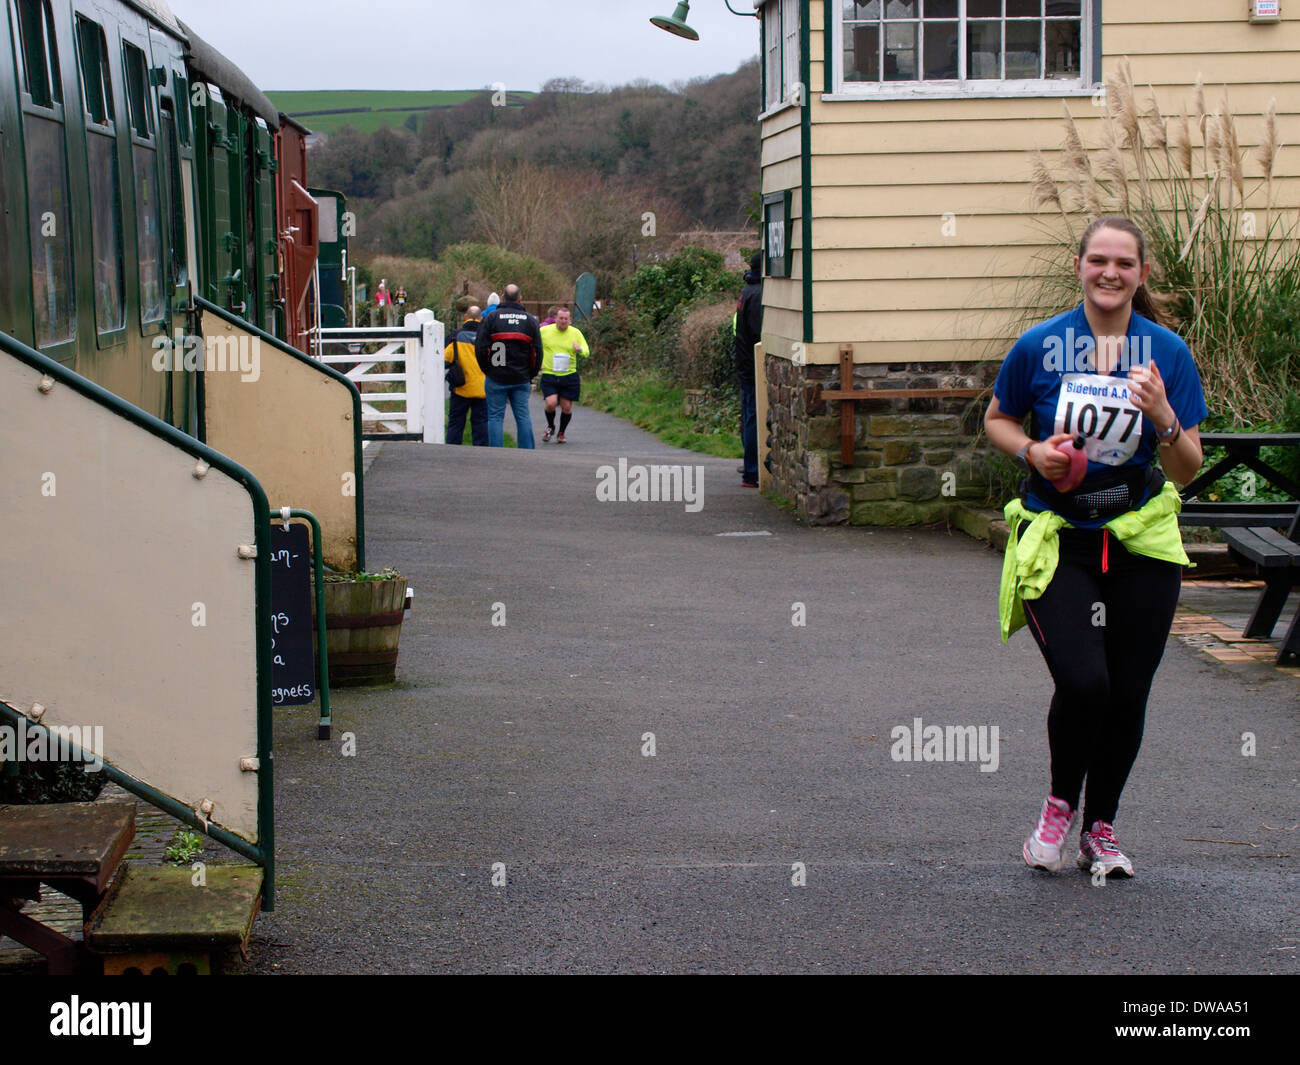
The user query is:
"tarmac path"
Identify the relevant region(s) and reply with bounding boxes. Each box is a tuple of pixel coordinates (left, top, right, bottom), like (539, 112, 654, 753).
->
(249, 394, 1299, 974)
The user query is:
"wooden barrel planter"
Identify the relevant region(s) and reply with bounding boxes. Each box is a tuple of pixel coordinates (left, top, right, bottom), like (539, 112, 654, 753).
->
(319, 574, 406, 687)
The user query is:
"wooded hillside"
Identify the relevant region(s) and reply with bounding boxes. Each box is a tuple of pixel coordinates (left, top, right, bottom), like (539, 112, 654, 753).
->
(308, 61, 761, 284)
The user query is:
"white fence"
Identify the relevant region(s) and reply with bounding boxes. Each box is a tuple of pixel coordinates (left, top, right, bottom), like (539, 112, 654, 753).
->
(312, 309, 445, 443)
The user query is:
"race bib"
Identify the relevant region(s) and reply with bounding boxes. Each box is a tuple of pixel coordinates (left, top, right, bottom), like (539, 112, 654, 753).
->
(554, 352, 571, 373)
(1053, 374, 1143, 466)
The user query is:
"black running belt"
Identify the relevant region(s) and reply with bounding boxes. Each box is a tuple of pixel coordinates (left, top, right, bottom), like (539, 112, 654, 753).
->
(1026, 463, 1165, 523)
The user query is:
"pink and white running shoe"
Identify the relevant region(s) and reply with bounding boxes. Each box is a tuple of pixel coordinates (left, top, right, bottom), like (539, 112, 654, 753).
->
(1077, 820, 1135, 878)
(1023, 795, 1077, 872)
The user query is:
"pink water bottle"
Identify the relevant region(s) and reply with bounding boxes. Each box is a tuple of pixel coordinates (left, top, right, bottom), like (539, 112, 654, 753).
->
(1052, 434, 1088, 493)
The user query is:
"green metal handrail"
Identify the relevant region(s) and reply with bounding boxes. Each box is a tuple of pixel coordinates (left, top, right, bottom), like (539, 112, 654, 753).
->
(194, 295, 367, 572)
(0, 329, 276, 908)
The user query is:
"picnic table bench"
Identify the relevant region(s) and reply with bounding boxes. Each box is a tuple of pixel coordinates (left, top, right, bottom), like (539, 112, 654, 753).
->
(1180, 433, 1300, 665)
(1220, 512, 1300, 665)
(0, 802, 135, 974)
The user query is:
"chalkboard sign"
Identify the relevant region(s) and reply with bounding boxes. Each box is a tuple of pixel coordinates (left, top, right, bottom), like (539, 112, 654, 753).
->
(268, 522, 316, 705)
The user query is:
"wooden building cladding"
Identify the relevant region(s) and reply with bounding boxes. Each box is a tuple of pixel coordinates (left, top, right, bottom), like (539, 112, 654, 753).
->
(756, 1, 1300, 364)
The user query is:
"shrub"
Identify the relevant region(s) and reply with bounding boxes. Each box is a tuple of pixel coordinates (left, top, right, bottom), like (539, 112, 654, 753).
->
(0, 760, 105, 804)
(615, 246, 741, 328)
(680, 302, 738, 391)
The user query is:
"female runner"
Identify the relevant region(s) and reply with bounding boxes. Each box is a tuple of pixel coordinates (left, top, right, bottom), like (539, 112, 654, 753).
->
(985, 216, 1207, 877)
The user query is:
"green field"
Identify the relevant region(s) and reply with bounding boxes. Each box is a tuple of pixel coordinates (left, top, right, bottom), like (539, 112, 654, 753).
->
(267, 90, 533, 135)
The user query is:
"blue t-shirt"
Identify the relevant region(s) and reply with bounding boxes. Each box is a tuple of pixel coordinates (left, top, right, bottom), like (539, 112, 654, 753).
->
(993, 304, 1208, 528)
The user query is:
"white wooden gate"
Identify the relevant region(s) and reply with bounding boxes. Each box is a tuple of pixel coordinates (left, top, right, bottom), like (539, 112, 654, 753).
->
(313, 309, 445, 442)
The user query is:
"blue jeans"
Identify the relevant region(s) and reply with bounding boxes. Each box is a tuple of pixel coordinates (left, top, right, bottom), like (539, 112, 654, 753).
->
(739, 374, 757, 482)
(447, 392, 487, 446)
(485, 378, 535, 449)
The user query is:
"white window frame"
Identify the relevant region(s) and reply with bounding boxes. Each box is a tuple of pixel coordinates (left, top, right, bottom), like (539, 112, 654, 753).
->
(828, 1, 1096, 101)
(762, 0, 801, 113)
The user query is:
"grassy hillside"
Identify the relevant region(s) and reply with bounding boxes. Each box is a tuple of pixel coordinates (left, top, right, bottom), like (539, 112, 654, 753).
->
(268, 90, 533, 135)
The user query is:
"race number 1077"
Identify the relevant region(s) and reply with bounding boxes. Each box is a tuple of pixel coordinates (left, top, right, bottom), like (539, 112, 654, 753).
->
(1060, 401, 1140, 442)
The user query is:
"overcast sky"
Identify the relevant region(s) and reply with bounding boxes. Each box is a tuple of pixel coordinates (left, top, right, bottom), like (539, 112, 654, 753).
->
(165, 1, 762, 93)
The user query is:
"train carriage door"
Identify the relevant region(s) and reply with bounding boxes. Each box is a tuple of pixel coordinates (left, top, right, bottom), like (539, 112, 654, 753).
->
(148, 26, 190, 429)
(0, 1, 22, 337)
(121, 36, 166, 418)
(72, 11, 127, 396)
(170, 62, 199, 433)
(11, 0, 78, 364)
(225, 101, 247, 318)
(195, 82, 233, 311)
(251, 116, 278, 337)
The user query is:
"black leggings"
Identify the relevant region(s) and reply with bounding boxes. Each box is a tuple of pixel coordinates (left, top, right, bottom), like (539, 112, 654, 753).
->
(1021, 526, 1182, 830)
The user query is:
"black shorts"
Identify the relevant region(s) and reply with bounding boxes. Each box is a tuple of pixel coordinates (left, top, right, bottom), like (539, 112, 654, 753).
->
(541, 373, 581, 401)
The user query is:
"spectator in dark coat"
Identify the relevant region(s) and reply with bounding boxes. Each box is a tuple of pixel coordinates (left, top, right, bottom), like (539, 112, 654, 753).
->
(735, 251, 764, 486)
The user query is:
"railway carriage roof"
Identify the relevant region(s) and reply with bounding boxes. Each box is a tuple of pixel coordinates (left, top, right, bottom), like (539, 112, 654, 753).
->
(178, 18, 279, 129)
(125, 0, 183, 36)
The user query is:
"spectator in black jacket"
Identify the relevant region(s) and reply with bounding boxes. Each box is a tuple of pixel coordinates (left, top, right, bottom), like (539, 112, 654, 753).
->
(476, 284, 543, 448)
(735, 251, 764, 486)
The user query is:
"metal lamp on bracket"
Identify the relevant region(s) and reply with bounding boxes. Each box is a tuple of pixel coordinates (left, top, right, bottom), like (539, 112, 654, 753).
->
(650, 1, 758, 41)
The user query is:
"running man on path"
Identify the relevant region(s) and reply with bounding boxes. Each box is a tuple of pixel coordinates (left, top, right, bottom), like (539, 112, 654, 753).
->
(539, 307, 589, 444)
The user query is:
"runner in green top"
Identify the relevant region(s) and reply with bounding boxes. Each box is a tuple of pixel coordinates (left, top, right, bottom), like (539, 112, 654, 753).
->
(539, 308, 590, 444)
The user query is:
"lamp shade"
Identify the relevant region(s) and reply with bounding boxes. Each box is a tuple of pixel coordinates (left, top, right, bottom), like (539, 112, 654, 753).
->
(650, 2, 699, 41)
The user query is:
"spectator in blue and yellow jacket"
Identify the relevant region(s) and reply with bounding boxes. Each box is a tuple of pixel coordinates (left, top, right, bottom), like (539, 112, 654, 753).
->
(445, 307, 487, 446)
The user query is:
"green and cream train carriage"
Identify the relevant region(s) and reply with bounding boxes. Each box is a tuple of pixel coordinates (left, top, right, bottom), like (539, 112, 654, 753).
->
(1, 0, 366, 920)
(2, 0, 297, 433)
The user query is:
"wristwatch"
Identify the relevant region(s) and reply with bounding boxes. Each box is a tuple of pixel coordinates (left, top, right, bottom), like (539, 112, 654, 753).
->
(1156, 417, 1182, 447)
(1014, 442, 1034, 471)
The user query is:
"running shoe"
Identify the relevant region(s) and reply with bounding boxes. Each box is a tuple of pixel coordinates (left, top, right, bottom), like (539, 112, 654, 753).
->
(1023, 795, 1076, 872)
(556, 432, 566, 444)
(542, 426, 554, 442)
(1077, 820, 1134, 878)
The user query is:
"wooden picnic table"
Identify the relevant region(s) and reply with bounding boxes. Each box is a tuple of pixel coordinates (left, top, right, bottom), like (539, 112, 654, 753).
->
(1178, 432, 1300, 664)
(1178, 432, 1300, 528)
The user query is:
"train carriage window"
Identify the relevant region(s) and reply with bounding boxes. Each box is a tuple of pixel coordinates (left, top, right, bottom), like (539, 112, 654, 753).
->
(75, 14, 113, 123)
(77, 16, 124, 335)
(17, 0, 76, 347)
(159, 102, 187, 288)
(173, 70, 191, 145)
(123, 42, 164, 323)
(122, 42, 153, 139)
(16, 0, 62, 107)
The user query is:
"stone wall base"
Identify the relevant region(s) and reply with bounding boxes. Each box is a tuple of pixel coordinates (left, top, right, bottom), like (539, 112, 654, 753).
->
(766, 357, 1001, 526)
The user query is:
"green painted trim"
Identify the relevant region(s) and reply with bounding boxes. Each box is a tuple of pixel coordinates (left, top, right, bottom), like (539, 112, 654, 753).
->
(1092, 1, 1103, 87)
(823, 0, 834, 94)
(800, 0, 813, 345)
(286, 509, 332, 740)
(194, 295, 367, 571)
(0, 329, 274, 906)
(0, 698, 268, 881)
(759, 5, 767, 107)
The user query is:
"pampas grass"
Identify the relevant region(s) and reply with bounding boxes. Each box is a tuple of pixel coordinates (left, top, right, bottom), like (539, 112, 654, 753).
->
(1020, 66, 1300, 426)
